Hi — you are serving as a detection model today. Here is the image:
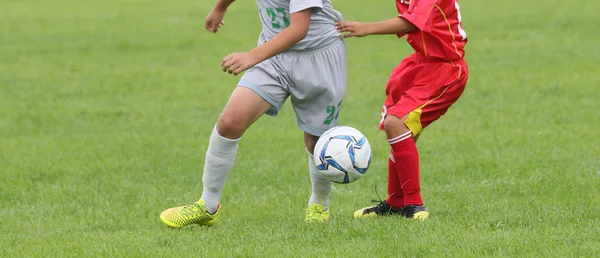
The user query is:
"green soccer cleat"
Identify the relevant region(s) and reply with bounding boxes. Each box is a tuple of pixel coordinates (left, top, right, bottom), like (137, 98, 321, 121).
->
(353, 200, 402, 218)
(160, 199, 221, 228)
(305, 203, 330, 223)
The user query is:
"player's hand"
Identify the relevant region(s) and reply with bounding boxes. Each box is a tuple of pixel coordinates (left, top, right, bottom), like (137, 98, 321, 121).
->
(335, 21, 370, 38)
(205, 8, 226, 33)
(221, 52, 260, 76)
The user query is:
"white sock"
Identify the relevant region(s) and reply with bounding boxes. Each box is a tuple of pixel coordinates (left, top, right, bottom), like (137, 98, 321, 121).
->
(201, 125, 240, 214)
(308, 152, 332, 209)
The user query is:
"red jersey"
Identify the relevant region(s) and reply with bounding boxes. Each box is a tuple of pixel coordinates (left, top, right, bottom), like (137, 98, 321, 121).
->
(396, 0, 468, 61)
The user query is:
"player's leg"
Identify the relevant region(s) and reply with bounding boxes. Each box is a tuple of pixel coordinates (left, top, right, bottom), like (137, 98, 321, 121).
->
(352, 149, 406, 218)
(354, 59, 416, 219)
(385, 61, 468, 221)
(200, 87, 272, 212)
(355, 98, 432, 221)
(304, 131, 327, 207)
(382, 91, 412, 209)
(289, 39, 347, 222)
(383, 114, 429, 221)
(304, 131, 333, 222)
(353, 117, 413, 219)
(387, 150, 404, 207)
(160, 87, 272, 228)
(160, 60, 289, 228)
(354, 55, 469, 220)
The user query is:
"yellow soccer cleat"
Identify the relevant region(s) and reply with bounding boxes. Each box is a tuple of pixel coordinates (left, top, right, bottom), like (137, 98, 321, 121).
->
(305, 203, 330, 223)
(160, 199, 221, 228)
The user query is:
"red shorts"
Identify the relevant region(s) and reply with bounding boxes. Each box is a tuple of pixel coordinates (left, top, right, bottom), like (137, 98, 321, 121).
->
(379, 53, 468, 135)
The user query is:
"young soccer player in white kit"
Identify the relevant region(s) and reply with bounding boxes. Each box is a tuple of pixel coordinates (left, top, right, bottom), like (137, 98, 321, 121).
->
(160, 0, 347, 227)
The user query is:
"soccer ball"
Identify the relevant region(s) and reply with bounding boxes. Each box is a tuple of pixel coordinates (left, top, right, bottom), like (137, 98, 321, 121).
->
(313, 126, 372, 184)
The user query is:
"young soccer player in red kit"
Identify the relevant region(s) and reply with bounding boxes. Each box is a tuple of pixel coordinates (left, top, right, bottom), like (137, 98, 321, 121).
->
(336, 0, 468, 221)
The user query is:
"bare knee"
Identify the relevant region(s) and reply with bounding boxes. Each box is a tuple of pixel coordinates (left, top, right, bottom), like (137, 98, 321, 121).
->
(214, 87, 272, 139)
(216, 114, 247, 139)
(383, 115, 412, 139)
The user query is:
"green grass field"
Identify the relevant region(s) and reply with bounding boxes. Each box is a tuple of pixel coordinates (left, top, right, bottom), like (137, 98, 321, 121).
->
(2, 0, 599, 257)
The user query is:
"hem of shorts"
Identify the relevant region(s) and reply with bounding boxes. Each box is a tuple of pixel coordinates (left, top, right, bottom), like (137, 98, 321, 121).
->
(238, 81, 280, 116)
(298, 122, 328, 137)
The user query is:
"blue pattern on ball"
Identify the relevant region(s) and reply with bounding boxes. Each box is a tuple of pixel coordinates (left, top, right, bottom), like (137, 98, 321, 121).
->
(316, 134, 370, 178)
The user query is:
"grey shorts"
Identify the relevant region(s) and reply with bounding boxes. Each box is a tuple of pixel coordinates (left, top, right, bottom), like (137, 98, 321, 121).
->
(238, 38, 347, 136)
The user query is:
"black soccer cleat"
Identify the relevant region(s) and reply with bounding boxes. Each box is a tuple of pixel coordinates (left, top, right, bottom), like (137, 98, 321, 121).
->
(401, 205, 429, 221)
(353, 200, 403, 218)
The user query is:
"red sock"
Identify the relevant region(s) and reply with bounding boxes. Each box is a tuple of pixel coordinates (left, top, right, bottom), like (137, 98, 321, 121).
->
(388, 131, 423, 206)
(386, 151, 404, 209)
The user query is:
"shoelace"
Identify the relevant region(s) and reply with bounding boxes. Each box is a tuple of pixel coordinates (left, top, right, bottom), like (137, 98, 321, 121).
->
(366, 185, 405, 215)
(307, 205, 326, 214)
(180, 203, 201, 217)
(366, 200, 390, 213)
(363, 185, 391, 213)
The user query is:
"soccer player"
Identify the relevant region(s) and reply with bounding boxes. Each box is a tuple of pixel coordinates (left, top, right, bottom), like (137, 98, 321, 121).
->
(336, 0, 469, 221)
(159, 0, 346, 227)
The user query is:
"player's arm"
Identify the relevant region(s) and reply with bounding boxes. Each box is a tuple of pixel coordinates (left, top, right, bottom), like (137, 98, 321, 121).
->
(205, 0, 235, 33)
(221, 9, 312, 75)
(336, 17, 417, 37)
(213, 0, 235, 11)
(336, 0, 436, 38)
(247, 9, 311, 64)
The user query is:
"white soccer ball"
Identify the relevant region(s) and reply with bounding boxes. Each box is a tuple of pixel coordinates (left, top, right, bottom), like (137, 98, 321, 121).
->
(313, 126, 372, 184)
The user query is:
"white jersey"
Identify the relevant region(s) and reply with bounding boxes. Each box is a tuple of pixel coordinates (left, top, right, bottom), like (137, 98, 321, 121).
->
(255, 0, 343, 50)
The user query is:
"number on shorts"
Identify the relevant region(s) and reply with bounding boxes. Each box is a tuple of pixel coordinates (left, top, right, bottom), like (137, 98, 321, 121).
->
(324, 101, 342, 125)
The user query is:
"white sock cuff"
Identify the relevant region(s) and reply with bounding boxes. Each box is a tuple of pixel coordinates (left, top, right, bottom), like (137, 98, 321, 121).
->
(210, 125, 241, 152)
(213, 124, 242, 141)
(212, 124, 242, 141)
(387, 131, 412, 145)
